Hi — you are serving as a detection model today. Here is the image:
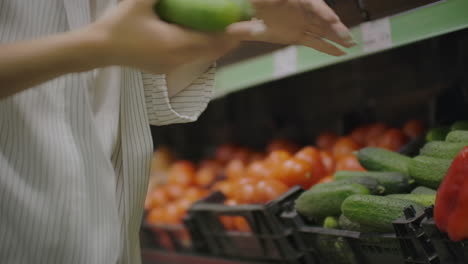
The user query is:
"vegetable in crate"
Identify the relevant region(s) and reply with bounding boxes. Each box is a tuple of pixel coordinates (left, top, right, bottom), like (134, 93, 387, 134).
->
(446, 130, 468, 143)
(341, 194, 425, 233)
(408, 156, 452, 189)
(323, 216, 339, 229)
(155, 0, 254, 32)
(419, 141, 467, 160)
(426, 127, 451, 142)
(357, 147, 412, 175)
(295, 182, 370, 221)
(411, 186, 437, 195)
(451, 120, 468, 131)
(338, 214, 379, 232)
(435, 146, 468, 241)
(386, 194, 436, 207)
(334, 170, 412, 194)
(332, 176, 385, 195)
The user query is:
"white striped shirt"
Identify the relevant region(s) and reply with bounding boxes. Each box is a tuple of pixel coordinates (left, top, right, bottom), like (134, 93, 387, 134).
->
(0, 0, 215, 263)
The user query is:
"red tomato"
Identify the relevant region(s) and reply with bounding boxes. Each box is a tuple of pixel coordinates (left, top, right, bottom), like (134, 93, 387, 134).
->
(256, 179, 289, 203)
(319, 151, 336, 175)
(199, 159, 222, 175)
(316, 132, 339, 150)
(266, 150, 292, 164)
(318, 175, 334, 183)
(185, 187, 207, 202)
(403, 120, 425, 139)
(195, 166, 217, 187)
(295, 146, 321, 164)
(295, 146, 327, 179)
(249, 152, 266, 163)
(232, 147, 252, 164)
(335, 154, 365, 171)
(168, 161, 196, 186)
(175, 198, 192, 211)
(233, 179, 261, 204)
(234, 217, 251, 232)
(220, 199, 238, 230)
(164, 184, 186, 201)
(267, 139, 300, 154)
(378, 128, 409, 151)
(332, 137, 360, 159)
(163, 202, 185, 224)
(212, 180, 234, 198)
(278, 158, 319, 189)
(246, 160, 273, 179)
(235, 177, 258, 185)
(225, 199, 238, 207)
(365, 123, 388, 146)
(173, 198, 192, 220)
(367, 137, 381, 147)
(350, 126, 368, 146)
(225, 159, 247, 180)
(147, 208, 164, 224)
(145, 188, 169, 210)
(215, 143, 238, 164)
(199, 159, 222, 170)
(220, 216, 236, 230)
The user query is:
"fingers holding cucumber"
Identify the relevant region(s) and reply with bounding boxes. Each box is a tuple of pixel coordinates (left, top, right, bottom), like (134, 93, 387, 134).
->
(230, 0, 355, 56)
(155, 0, 355, 56)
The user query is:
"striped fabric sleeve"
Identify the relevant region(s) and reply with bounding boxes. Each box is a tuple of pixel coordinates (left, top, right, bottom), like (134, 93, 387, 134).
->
(142, 65, 216, 126)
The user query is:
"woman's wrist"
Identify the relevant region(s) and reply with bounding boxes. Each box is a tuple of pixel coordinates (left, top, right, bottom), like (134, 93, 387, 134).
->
(68, 26, 115, 71)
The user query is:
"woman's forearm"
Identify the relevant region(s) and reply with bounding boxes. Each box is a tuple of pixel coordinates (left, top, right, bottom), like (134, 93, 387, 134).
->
(165, 59, 215, 98)
(0, 28, 108, 99)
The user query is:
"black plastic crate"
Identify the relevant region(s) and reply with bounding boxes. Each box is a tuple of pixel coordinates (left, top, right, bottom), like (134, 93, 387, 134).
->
(283, 206, 437, 264)
(185, 186, 312, 263)
(281, 210, 361, 264)
(141, 222, 193, 253)
(421, 207, 468, 264)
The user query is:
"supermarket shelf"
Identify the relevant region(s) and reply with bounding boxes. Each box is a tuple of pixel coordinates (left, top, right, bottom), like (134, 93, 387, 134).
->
(141, 249, 265, 264)
(213, 0, 468, 99)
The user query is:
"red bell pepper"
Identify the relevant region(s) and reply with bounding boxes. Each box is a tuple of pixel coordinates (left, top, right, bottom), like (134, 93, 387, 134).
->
(435, 146, 468, 241)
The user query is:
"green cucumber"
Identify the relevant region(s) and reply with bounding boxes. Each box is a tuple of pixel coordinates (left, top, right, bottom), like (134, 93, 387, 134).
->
(341, 195, 425, 233)
(334, 176, 385, 195)
(323, 216, 339, 229)
(229, 0, 255, 20)
(155, 0, 253, 32)
(408, 156, 452, 189)
(338, 214, 379, 232)
(426, 127, 451, 142)
(386, 194, 436, 207)
(295, 182, 370, 221)
(334, 171, 412, 194)
(357, 147, 412, 175)
(446, 130, 468, 143)
(411, 186, 437, 195)
(419, 141, 467, 159)
(451, 121, 468, 131)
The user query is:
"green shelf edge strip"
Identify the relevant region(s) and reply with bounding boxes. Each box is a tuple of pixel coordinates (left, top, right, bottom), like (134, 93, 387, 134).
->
(214, 0, 468, 99)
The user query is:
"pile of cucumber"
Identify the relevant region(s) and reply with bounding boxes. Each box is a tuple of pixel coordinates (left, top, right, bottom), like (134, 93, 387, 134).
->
(295, 121, 468, 233)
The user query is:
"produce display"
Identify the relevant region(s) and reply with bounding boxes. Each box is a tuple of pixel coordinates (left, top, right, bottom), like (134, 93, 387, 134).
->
(142, 119, 468, 264)
(294, 120, 468, 242)
(144, 119, 424, 229)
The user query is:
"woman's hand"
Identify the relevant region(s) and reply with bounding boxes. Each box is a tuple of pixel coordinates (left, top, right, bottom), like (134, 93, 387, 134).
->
(90, 0, 244, 73)
(0, 0, 251, 98)
(227, 0, 356, 56)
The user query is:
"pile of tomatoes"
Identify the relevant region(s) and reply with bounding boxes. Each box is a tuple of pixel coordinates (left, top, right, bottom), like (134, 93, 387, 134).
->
(145, 119, 425, 231)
